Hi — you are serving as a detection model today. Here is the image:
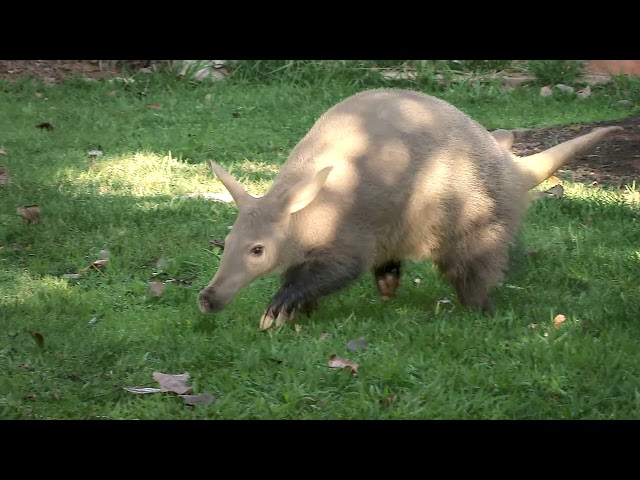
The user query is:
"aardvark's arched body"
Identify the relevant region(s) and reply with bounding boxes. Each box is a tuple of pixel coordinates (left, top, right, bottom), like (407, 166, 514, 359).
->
(198, 88, 622, 329)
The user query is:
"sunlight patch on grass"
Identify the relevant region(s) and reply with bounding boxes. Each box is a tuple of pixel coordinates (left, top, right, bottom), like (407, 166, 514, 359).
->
(56, 151, 276, 199)
(0, 270, 70, 307)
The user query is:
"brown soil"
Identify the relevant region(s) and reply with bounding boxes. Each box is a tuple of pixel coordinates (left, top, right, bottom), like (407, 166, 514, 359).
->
(1, 61, 638, 187)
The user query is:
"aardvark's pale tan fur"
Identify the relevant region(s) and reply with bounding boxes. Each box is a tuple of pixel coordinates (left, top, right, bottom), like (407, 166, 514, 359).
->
(198, 88, 622, 329)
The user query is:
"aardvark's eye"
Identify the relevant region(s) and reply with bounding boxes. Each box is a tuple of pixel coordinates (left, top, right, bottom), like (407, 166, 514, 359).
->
(251, 245, 264, 256)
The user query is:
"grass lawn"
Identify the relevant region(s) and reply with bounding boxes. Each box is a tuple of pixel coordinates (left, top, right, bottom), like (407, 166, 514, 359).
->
(1, 69, 640, 419)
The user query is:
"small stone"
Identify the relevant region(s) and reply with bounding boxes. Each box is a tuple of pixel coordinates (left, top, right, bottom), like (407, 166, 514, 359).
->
(555, 84, 575, 93)
(540, 86, 553, 97)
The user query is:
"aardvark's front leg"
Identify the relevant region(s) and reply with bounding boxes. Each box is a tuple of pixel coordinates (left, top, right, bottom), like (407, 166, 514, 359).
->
(259, 252, 366, 330)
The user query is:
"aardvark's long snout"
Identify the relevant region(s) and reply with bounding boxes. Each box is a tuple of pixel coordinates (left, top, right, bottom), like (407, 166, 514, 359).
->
(198, 286, 234, 314)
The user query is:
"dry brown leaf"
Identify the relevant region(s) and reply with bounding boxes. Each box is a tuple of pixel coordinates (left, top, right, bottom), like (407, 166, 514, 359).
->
(569, 125, 582, 132)
(36, 122, 54, 130)
(0, 166, 10, 187)
(545, 184, 564, 198)
(152, 371, 193, 395)
(380, 395, 398, 405)
(180, 392, 215, 406)
(553, 314, 567, 329)
(204, 93, 213, 103)
(294, 324, 302, 333)
(328, 354, 359, 375)
(319, 333, 332, 341)
(149, 281, 166, 296)
(17, 205, 41, 223)
(146, 103, 161, 110)
(530, 323, 538, 329)
(80, 258, 108, 272)
(29, 331, 45, 350)
(346, 337, 368, 352)
(0, 147, 7, 155)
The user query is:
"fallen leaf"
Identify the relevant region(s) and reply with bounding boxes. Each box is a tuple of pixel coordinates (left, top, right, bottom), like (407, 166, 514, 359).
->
(149, 281, 166, 296)
(0, 166, 10, 187)
(540, 86, 552, 97)
(124, 387, 163, 394)
(0, 147, 7, 155)
(107, 90, 116, 97)
(328, 354, 359, 375)
(346, 337, 368, 352)
(29, 331, 45, 349)
(17, 205, 41, 223)
(146, 103, 161, 110)
(553, 314, 567, 329)
(152, 371, 193, 395)
(294, 324, 302, 333)
(544, 184, 564, 198)
(87, 149, 103, 158)
(180, 392, 215, 406)
(35, 92, 43, 98)
(530, 323, 538, 329)
(319, 333, 332, 341)
(413, 278, 421, 284)
(36, 122, 54, 130)
(577, 85, 591, 100)
(204, 93, 213, 102)
(20, 362, 35, 370)
(79, 258, 108, 272)
(62, 273, 82, 279)
(569, 125, 582, 132)
(380, 395, 398, 405)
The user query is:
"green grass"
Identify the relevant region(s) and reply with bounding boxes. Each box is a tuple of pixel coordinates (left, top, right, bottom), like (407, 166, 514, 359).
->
(1, 68, 640, 419)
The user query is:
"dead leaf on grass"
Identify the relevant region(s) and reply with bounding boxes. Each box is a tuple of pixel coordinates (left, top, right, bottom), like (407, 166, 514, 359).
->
(79, 258, 108, 272)
(346, 337, 367, 352)
(380, 395, 398, 405)
(36, 122, 54, 130)
(146, 103, 162, 110)
(17, 205, 41, 223)
(0, 166, 10, 187)
(87, 149, 103, 158)
(204, 93, 213, 102)
(553, 314, 567, 329)
(319, 333, 332, 341)
(294, 324, 302, 333)
(0, 147, 7, 155)
(180, 392, 215, 406)
(152, 371, 193, 395)
(29, 331, 45, 349)
(328, 354, 359, 375)
(149, 281, 166, 296)
(545, 184, 564, 198)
